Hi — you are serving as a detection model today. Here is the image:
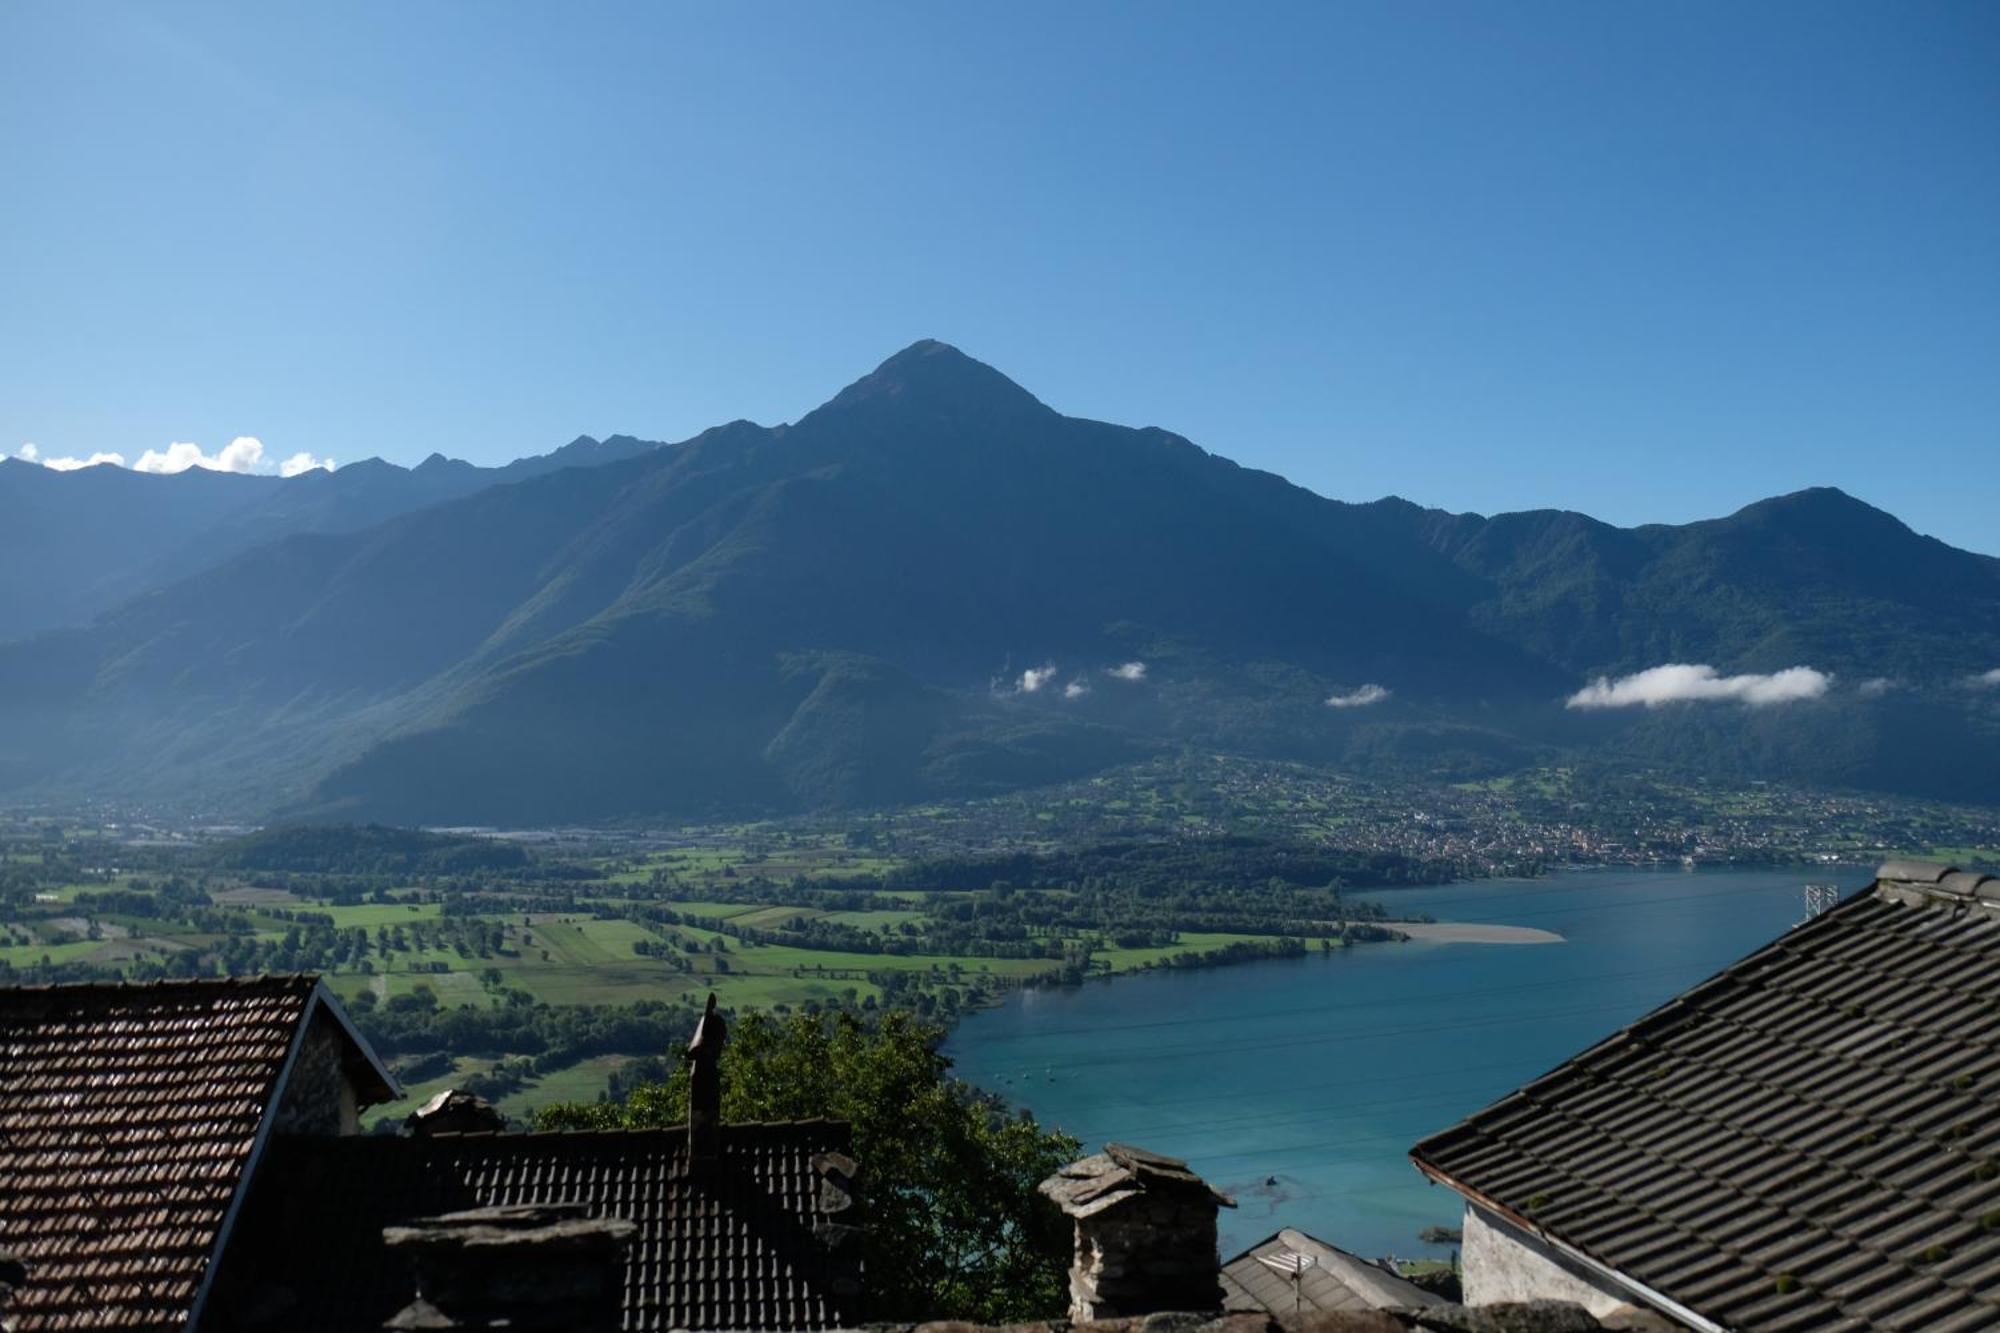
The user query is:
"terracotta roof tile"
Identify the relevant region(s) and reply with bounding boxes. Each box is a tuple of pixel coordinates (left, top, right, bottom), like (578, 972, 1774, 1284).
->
(0, 976, 317, 1332)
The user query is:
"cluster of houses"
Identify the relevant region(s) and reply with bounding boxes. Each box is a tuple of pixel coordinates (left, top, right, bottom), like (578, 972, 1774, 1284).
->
(3, 860, 1996, 1331)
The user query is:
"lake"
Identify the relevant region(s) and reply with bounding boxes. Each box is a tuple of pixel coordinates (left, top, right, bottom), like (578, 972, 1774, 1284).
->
(945, 865, 1874, 1261)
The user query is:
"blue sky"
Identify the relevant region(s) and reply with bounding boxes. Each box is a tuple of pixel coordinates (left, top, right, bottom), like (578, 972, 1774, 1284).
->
(3, 3, 1996, 550)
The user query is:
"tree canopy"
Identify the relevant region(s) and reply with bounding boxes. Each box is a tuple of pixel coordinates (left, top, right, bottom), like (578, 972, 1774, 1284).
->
(537, 1009, 1080, 1322)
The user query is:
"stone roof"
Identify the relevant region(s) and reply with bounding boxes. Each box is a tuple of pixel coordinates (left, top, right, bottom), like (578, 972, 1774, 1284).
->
(876, 1302, 1675, 1332)
(0, 975, 394, 1332)
(1040, 1142, 1238, 1219)
(1220, 1228, 1446, 1316)
(1412, 861, 2000, 1331)
(210, 1120, 863, 1332)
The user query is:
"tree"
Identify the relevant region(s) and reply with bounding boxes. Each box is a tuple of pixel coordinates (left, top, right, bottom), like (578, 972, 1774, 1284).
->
(537, 1010, 1078, 1322)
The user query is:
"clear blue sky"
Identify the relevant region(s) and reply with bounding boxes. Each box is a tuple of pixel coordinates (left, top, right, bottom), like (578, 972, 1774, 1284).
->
(3, 3, 1996, 550)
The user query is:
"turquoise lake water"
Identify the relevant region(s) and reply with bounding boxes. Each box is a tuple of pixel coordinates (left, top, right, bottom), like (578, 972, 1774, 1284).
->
(945, 865, 1874, 1261)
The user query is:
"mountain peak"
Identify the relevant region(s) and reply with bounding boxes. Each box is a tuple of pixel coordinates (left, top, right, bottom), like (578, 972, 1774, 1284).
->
(820, 340, 1052, 420)
(1727, 486, 1907, 539)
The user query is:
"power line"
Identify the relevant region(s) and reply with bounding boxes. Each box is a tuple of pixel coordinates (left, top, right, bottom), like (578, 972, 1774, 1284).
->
(999, 995, 1639, 1073)
(953, 960, 1697, 1045)
(1042, 1050, 1554, 1112)
(1043, 1079, 1517, 1144)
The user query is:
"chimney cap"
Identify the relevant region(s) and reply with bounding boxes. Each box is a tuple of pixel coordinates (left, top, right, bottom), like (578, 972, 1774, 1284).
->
(383, 1203, 635, 1256)
(1039, 1142, 1236, 1218)
(689, 992, 725, 1058)
(406, 1088, 506, 1136)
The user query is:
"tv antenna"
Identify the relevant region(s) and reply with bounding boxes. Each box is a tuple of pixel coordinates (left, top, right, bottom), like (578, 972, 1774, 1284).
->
(1257, 1249, 1318, 1314)
(1802, 882, 1840, 922)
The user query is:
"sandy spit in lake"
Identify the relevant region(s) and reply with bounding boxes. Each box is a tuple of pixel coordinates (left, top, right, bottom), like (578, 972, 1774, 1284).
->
(1395, 921, 1565, 944)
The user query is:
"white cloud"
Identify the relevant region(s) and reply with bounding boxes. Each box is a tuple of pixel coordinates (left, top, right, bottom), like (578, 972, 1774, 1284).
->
(279, 450, 335, 477)
(18, 433, 334, 476)
(1326, 683, 1391, 709)
(46, 451, 128, 470)
(1105, 661, 1147, 682)
(135, 436, 270, 474)
(1857, 677, 1898, 698)
(1018, 665, 1058, 694)
(1567, 664, 1831, 710)
(1973, 668, 2000, 689)
(1063, 680, 1090, 700)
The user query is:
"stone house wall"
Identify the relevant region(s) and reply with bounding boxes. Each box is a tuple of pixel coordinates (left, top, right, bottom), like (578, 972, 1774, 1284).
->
(272, 1010, 361, 1135)
(1460, 1203, 1644, 1317)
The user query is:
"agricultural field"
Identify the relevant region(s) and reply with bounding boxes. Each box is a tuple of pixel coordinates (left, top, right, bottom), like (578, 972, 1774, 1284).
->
(1, 819, 1339, 1122)
(10, 759, 1996, 1123)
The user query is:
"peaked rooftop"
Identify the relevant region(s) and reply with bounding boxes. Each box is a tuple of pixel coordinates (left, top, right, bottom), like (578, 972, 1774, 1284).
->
(0, 976, 394, 1331)
(217, 1120, 863, 1332)
(1220, 1227, 1445, 1316)
(1413, 861, 2000, 1332)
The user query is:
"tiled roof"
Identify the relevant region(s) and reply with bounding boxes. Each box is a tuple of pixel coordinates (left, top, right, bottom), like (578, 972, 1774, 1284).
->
(1412, 861, 2000, 1332)
(214, 1121, 863, 1332)
(0, 976, 319, 1332)
(1220, 1228, 1444, 1315)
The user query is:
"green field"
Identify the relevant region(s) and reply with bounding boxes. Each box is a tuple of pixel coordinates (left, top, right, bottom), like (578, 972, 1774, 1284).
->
(1093, 931, 1277, 972)
(322, 901, 443, 927)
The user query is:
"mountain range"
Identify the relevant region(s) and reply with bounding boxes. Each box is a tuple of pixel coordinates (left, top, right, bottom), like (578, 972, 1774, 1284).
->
(3, 340, 1996, 822)
(0, 432, 662, 638)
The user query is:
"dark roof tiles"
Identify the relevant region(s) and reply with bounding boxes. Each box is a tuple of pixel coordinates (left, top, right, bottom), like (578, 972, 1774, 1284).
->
(1413, 864, 2000, 1331)
(0, 976, 319, 1332)
(216, 1121, 861, 1332)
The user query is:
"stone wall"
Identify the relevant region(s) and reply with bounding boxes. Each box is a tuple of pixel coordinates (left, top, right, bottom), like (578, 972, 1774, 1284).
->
(273, 1010, 359, 1136)
(1461, 1204, 1646, 1318)
(1071, 1194, 1222, 1317)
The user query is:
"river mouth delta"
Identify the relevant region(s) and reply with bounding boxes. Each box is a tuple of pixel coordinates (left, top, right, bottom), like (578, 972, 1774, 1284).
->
(945, 865, 1874, 1260)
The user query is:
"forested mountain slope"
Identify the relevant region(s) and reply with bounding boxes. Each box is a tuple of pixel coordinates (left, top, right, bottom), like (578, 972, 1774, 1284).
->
(3, 342, 1995, 819)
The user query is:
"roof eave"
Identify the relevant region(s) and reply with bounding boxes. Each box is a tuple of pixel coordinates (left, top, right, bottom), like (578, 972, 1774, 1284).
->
(1411, 1157, 1725, 1333)
(309, 978, 402, 1107)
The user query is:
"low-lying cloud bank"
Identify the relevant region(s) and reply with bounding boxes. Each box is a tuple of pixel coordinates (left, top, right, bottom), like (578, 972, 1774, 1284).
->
(15, 438, 333, 476)
(1568, 663, 1831, 710)
(17, 443, 128, 471)
(1326, 683, 1391, 709)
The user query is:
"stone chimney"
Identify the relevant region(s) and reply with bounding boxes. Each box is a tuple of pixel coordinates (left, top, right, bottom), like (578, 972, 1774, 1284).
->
(381, 1203, 634, 1332)
(688, 992, 726, 1161)
(405, 1088, 506, 1136)
(1038, 1142, 1236, 1320)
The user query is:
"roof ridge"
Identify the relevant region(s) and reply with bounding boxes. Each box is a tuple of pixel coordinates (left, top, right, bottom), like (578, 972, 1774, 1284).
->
(415, 1116, 853, 1140)
(0, 972, 320, 997)
(1872, 859, 2000, 912)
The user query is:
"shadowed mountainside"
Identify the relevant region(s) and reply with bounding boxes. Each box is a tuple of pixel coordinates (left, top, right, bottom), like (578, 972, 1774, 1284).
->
(0, 432, 662, 638)
(3, 341, 1996, 820)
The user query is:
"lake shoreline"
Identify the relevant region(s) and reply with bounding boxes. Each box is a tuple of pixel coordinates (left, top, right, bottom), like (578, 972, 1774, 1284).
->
(947, 865, 1869, 1259)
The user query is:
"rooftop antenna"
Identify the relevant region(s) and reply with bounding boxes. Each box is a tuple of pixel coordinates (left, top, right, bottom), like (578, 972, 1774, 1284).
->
(1802, 882, 1840, 923)
(1257, 1249, 1318, 1314)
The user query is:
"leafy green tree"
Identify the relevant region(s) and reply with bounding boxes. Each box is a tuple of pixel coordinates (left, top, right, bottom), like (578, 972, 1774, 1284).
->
(537, 1009, 1079, 1322)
